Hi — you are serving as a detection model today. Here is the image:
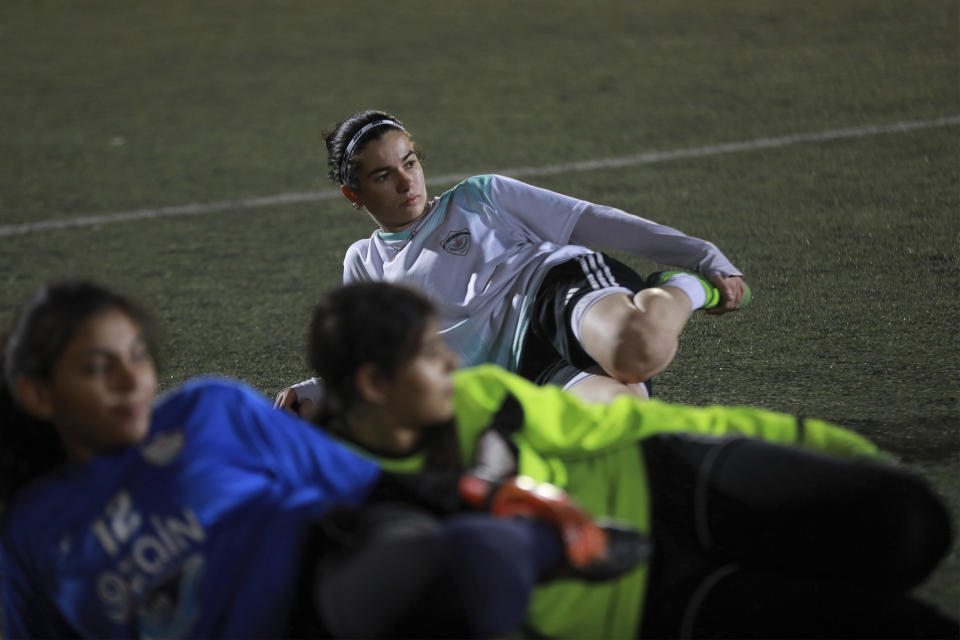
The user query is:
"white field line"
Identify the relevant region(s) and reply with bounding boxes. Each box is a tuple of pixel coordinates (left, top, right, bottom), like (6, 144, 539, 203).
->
(2, 114, 958, 239)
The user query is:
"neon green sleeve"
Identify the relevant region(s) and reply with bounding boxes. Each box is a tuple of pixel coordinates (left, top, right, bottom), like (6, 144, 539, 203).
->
(453, 366, 882, 459)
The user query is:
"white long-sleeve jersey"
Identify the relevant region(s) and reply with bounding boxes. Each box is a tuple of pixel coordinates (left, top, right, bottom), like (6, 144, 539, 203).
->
(343, 174, 740, 371)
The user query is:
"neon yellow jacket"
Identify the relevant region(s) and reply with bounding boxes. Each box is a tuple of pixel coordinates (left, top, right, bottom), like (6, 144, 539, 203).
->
(366, 365, 883, 638)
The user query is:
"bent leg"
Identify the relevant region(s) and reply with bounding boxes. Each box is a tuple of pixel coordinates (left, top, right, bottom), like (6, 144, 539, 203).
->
(313, 504, 465, 638)
(579, 287, 691, 383)
(704, 439, 952, 589)
(442, 514, 564, 638)
(313, 505, 565, 639)
(521, 254, 690, 390)
(641, 435, 957, 638)
(643, 435, 952, 591)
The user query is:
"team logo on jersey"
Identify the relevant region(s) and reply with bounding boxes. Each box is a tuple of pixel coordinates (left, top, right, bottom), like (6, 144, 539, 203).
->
(140, 429, 185, 466)
(441, 229, 471, 256)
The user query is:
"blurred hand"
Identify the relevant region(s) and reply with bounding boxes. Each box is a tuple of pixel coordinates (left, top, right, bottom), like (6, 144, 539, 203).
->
(274, 387, 298, 411)
(459, 475, 606, 568)
(273, 387, 316, 419)
(707, 274, 746, 315)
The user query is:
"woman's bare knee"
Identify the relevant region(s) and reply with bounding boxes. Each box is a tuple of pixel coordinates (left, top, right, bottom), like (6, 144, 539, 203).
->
(579, 289, 687, 382)
(609, 329, 677, 382)
(566, 374, 649, 404)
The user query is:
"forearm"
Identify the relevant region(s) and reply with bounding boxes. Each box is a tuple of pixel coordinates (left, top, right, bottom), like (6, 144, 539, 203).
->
(289, 377, 326, 405)
(569, 204, 741, 279)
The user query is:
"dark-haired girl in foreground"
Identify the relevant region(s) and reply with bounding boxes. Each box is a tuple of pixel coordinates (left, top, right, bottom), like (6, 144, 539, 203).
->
(0, 282, 645, 639)
(298, 281, 957, 639)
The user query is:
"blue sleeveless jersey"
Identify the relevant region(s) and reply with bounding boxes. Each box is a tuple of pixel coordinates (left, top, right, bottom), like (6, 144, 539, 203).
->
(1, 378, 381, 638)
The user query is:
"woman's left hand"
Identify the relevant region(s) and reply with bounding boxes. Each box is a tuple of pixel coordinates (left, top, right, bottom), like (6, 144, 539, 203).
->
(707, 275, 746, 315)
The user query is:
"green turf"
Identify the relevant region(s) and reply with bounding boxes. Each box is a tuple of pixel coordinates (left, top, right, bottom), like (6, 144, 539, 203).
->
(1, 0, 958, 621)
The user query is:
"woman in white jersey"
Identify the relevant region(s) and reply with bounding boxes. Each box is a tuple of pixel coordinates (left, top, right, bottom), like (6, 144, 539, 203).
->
(278, 109, 750, 412)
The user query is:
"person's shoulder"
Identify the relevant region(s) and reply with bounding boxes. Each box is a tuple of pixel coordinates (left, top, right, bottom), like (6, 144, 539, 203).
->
(344, 237, 376, 265)
(161, 376, 252, 400)
(345, 236, 372, 255)
(347, 235, 373, 249)
(451, 174, 521, 193)
(150, 378, 278, 454)
(154, 377, 263, 419)
(448, 174, 496, 199)
(445, 175, 527, 212)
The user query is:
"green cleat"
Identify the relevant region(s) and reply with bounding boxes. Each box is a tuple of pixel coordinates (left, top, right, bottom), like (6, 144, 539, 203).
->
(645, 270, 752, 310)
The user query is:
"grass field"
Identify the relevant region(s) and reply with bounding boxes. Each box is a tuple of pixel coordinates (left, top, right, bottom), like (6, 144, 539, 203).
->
(1, 0, 958, 622)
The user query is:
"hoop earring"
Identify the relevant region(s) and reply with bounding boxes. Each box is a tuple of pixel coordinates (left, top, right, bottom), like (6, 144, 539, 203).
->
(352, 202, 362, 210)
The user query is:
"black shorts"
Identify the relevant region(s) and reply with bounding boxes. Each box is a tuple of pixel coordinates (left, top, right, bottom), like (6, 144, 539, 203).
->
(516, 252, 651, 393)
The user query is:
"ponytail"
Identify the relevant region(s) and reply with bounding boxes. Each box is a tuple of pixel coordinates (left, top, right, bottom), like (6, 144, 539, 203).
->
(0, 338, 66, 524)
